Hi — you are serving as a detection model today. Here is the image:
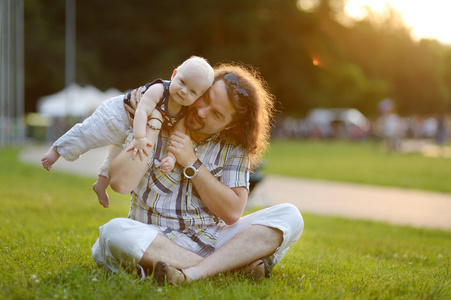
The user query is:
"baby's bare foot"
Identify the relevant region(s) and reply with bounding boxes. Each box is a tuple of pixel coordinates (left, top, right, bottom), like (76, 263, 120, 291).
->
(41, 146, 60, 171)
(93, 182, 110, 208)
(160, 157, 175, 174)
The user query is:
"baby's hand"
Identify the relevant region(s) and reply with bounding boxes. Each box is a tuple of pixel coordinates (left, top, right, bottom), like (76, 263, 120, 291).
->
(126, 137, 153, 161)
(160, 156, 176, 174)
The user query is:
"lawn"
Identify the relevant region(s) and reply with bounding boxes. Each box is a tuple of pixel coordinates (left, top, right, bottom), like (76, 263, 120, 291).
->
(264, 139, 451, 194)
(1, 145, 450, 299)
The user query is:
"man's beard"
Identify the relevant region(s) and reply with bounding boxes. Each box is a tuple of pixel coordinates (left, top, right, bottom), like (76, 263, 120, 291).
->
(184, 108, 204, 132)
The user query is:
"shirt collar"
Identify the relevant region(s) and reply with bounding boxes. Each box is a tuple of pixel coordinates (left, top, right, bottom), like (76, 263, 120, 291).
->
(192, 132, 222, 147)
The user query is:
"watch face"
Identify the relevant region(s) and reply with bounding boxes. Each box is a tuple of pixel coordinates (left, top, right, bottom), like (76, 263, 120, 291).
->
(185, 167, 195, 177)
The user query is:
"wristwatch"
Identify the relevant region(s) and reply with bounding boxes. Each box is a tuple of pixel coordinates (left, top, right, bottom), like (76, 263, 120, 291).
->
(183, 159, 202, 179)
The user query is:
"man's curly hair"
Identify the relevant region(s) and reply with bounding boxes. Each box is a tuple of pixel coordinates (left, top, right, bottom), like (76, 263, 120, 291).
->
(214, 63, 276, 170)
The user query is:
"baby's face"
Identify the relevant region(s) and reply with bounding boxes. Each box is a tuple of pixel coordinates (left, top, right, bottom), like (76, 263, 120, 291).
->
(169, 66, 212, 106)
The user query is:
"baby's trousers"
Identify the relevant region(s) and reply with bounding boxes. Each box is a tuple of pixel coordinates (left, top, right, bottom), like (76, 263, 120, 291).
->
(53, 95, 130, 177)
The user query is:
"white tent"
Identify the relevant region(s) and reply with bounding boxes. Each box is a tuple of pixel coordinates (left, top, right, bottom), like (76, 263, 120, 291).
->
(37, 84, 122, 118)
(307, 108, 368, 128)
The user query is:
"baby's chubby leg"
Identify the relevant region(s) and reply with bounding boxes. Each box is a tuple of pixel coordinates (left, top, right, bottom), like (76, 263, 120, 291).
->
(41, 146, 61, 171)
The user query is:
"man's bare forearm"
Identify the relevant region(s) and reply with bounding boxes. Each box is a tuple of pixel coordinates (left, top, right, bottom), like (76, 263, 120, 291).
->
(191, 167, 248, 225)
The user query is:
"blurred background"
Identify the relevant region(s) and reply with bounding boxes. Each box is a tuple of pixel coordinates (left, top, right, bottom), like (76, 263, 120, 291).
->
(1, 0, 450, 147)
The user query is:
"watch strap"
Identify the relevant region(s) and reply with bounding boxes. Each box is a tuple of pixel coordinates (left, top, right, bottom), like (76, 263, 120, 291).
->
(183, 159, 202, 179)
(192, 159, 202, 170)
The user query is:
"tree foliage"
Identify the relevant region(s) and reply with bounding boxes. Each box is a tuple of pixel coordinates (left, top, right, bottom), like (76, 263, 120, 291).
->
(23, 0, 451, 117)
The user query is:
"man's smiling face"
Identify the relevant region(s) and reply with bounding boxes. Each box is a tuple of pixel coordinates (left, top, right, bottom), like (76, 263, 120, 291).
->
(185, 80, 236, 142)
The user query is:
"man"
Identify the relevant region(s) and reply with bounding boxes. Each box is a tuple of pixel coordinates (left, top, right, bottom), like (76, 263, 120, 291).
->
(92, 63, 304, 284)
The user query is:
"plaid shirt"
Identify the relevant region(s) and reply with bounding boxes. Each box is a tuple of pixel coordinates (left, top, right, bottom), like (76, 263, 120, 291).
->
(127, 130, 250, 255)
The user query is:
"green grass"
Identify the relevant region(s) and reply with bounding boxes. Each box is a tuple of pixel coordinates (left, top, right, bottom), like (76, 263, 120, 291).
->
(264, 140, 451, 194)
(1, 146, 451, 299)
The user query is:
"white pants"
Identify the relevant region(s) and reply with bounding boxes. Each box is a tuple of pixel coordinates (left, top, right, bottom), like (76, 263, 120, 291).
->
(92, 203, 304, 275)
(53, 95, 130, 177)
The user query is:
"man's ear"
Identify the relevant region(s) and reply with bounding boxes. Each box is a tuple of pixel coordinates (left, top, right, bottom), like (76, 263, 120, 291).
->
(171, 69, 177, 79)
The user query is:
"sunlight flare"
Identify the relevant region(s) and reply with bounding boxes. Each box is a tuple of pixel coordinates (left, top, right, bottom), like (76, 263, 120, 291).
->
(345, 0, 451, 45)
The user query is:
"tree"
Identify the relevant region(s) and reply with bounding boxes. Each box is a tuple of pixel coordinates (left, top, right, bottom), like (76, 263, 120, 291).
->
(23, 0, 451, 117)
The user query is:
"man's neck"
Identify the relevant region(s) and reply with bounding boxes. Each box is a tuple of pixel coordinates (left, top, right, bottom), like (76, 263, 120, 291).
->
(190, 131, 214, 144)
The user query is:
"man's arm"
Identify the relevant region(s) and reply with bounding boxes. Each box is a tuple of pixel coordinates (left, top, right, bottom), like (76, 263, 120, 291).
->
(168, 130, 248, 225)
(193, 170, 248, 225)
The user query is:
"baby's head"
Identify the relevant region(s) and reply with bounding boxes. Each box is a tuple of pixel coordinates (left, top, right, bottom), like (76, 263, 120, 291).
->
(169, 56, 214, 106)
(177, 56, 214, 84)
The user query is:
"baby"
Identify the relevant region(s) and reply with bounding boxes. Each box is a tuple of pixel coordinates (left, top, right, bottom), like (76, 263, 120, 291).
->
(41, 56, 214, 208)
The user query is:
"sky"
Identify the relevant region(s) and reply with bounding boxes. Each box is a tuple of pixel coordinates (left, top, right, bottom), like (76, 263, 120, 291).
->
(344, 0, 451, 46)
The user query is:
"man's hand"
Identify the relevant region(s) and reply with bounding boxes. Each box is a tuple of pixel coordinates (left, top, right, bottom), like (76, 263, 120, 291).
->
(126, 137, 153, 161)
(167, 130, 197, 167)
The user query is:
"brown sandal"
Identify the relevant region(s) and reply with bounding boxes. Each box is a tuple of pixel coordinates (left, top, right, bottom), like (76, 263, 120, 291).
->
(155, 261, 188, 285)
(243, 257, 270, 280)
